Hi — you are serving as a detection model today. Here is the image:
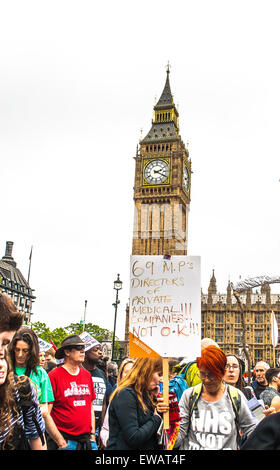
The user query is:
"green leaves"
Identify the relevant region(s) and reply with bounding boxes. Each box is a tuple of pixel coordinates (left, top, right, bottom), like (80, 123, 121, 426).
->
(32, 321, 113, 349)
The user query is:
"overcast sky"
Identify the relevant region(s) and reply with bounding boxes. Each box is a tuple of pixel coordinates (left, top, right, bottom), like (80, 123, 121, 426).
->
(1, 0, 280, 340)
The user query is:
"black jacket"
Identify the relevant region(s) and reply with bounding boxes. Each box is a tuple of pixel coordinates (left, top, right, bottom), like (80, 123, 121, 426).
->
(241, 413, 280, 450)
(105, 387, 162, 450)
(251, 380, 268, 399)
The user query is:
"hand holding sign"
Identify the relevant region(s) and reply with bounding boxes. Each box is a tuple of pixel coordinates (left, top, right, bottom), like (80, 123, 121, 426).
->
(129, 255, 201, 432)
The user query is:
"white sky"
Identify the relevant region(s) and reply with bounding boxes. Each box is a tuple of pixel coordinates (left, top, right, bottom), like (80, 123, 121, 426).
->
(1, 0, 280, 340)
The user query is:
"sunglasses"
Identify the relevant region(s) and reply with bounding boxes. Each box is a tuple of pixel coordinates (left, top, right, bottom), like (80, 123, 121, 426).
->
(71, 345, 85, 351)
(197, 370, 217, 381)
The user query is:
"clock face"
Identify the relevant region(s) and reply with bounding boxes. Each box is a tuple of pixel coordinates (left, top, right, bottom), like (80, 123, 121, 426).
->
(183, 166, 189, 191)
(144, 160, 169, 184)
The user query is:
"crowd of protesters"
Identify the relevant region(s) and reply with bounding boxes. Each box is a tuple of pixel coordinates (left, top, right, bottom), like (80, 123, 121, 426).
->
(2, 291, 280, 451)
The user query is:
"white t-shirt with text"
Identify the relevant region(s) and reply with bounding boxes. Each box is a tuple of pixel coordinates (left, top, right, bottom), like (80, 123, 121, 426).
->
(176, 385, 256, 450)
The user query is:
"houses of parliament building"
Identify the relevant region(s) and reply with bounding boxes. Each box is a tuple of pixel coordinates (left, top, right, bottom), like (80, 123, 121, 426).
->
(202, 271, 280, 366)
(124, 66, 280, 367)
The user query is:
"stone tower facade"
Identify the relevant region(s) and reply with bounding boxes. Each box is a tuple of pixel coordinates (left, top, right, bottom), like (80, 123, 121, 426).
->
(132, 67, 191, 256)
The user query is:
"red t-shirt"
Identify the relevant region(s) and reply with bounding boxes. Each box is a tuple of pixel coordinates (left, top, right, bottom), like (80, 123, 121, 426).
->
(48, 366, 96, 436)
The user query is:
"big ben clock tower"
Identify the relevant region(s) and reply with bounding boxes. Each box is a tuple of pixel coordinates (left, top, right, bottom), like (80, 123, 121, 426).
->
(132, 66, 191, 256)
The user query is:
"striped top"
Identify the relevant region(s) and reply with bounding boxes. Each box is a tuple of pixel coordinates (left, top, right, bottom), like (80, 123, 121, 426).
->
(0, 375, 45, 449)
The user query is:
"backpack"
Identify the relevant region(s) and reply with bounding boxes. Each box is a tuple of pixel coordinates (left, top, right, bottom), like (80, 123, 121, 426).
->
(189, 382, 241, 419)
(168, 361, 196, 402)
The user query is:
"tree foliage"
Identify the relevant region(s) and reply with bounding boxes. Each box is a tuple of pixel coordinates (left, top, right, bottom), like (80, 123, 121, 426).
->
(32, 321, 113, 349)
(65, 322, 112, 342)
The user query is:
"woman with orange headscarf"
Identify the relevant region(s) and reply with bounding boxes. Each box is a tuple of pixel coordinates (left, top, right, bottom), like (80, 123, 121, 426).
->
(174, 346, 256, 450)
(105, 357, 169, 450)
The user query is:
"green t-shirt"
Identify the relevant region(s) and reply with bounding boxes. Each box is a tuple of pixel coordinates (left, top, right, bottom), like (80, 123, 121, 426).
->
(15, 365, 54, 404)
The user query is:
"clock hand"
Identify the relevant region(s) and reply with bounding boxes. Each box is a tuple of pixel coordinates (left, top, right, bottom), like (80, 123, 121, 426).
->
(154, 169, 167, 177)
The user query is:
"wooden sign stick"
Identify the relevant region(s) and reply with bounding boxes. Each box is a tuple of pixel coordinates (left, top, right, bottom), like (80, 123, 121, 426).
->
(162, 357, 170, 430)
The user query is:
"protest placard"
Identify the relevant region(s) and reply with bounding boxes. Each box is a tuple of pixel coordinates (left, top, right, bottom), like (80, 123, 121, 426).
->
(79, 331, 101, 351)
(129, 255, 201, 359)
(38, 337, 53, 352)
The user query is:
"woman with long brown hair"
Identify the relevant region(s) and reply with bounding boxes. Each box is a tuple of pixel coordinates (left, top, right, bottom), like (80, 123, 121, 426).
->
(9, 327, 55, 408)
(105, 357, 169, 450)
(224, 354, 257, 401)
(224, 354, 245, 391)
(100, 357, 135, 448)
(0, 350, 45, 450)
(9, 327, 68, 449)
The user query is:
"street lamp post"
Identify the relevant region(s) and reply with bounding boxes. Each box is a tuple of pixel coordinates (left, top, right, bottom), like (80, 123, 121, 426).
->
(112, 274, 122, 361)
(83, 300, 87, 332)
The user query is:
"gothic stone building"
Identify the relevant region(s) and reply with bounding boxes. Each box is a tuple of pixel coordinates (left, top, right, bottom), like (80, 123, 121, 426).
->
(0, 241, 35, 323)
(203, 270, 280, 367)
